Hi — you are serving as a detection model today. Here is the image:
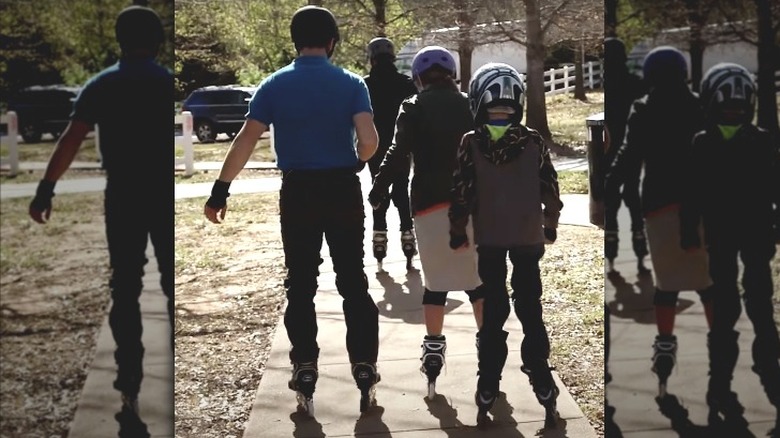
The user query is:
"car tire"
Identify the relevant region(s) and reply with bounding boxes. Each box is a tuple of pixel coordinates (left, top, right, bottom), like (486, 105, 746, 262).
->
(20, 122, 42, 143)
(195, 120, 216, 143)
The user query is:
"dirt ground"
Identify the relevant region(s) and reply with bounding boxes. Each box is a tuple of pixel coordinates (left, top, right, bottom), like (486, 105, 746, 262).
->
(0, 194, 111, 437)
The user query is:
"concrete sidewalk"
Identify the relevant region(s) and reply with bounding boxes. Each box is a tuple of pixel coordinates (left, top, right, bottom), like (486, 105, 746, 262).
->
(240, 170, 599, 437)
(605, 206, 777, 437)
(67, 241, 174, 437)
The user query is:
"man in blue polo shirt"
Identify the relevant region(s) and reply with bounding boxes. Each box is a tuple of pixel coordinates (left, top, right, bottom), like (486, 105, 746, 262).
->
(28, 4, 173, 424)
(203, 5, 380, 416)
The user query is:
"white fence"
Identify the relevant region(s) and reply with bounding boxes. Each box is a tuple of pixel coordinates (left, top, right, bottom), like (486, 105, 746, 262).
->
(542, 61, 603, 96)
(0, 111, 19, 176)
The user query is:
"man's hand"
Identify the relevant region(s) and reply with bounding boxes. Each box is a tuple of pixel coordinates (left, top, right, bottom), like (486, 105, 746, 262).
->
(368, 186, 388, 210)
(450, 232, 469, 250)
(204, 180, 231, 224)
(544, 227, 557, 245)
(29, 179, 56, 224)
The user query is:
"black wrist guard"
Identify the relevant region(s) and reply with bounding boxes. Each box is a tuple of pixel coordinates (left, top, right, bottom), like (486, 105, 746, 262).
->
(205, 180, 231, 210)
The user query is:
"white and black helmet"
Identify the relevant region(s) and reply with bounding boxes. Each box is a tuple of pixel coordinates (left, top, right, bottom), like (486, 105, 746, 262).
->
(699, 62, 756, 125)
(469, 62, 526, 124)
(367, 37, 395, 61)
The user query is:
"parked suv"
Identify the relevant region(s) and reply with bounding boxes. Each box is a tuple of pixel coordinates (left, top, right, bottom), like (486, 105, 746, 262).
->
(181, 85, 256, 143)
(7, 85, 80, 143)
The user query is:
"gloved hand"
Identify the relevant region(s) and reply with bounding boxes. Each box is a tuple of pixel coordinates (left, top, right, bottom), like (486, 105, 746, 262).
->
(204, 180, 231, 223)
(450, 232, 469, 250)
(680, 231, 701, 251)
(29, 179, 56, 224)
(205, 180, 231, 210)
(368, 186, 388, 211)
(544, 227, 557, 244)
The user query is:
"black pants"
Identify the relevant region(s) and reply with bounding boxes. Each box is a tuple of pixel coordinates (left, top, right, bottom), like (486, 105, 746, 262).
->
(707, 238, 779, 390)
(368, 148, 413, 232)
(104, 187, 174, 396)
(604, 178, 643, 233)
(477, 245, 550, 378)
(279, 169, 379, 365)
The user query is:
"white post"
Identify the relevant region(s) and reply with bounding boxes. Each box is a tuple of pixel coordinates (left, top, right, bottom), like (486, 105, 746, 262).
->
(1, 111, 19, 176)
(182, 111, 194, 176)
(587, 61, 594, 89)
(563, 65, 570, 93)
(547, 67, 555, 93)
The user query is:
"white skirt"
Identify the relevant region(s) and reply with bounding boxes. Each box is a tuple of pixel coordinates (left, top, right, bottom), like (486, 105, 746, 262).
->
(414, 204, 482, 292)
(645, 205, 712, 292)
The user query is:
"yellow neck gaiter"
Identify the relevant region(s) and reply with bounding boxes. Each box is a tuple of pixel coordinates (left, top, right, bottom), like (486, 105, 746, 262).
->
(717, 124, 742, 141)
(486, 124, 511, 141)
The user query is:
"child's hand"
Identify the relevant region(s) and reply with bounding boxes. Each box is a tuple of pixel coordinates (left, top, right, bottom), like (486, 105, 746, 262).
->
(449, 232, 469, 250)
(544, 227, 557, 244)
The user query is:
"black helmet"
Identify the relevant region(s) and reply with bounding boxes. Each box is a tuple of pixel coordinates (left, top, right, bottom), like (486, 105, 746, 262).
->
(290, 6, 340, 54)
(604, 37, 627, 66)
(367, 37, 395, 61)
(115, 5, 164, 52)
(699, 62, 756, 125)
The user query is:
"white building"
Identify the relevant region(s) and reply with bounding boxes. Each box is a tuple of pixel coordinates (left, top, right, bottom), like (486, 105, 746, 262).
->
(395, 23, 528, 79)
(626, 22, 759, 76)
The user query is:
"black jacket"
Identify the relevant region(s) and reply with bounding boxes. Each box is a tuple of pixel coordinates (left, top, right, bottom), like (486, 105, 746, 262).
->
(364, 63, 418, 150)
(680, 124, 780, 248)
(607, 85, 703, 215)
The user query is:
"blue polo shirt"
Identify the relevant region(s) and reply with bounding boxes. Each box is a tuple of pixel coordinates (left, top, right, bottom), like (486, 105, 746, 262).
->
(71, 57, 173, 180)
(247, 55, 372, 171)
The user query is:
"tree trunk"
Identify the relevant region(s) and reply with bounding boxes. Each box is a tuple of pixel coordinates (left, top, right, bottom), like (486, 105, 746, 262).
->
(684, 0, 705, 92)
(456, 1, 475, 92)
(574, 39, 587, 101)
(524, 0, 554, 145)
(605, 0, 619, 38)
(458, 44, 473, 92)
(755, 0, 779, 137)
(372, 0, 387, 36)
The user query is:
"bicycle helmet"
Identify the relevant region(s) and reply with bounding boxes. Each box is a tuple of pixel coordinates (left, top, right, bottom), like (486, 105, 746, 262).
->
(115, 5, 164, 52)
(642, 46, 687, 88)
(411, 46, 457, 82)
(367, 37, 395, 61)
(290, 6, 340, 55)
(469, 62, 526, 124)
(699, 62, 756, 125)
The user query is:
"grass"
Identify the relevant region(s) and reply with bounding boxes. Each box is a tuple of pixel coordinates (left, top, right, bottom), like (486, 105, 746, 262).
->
(558, 170, 588, 194)
(547, 91, 604, 153)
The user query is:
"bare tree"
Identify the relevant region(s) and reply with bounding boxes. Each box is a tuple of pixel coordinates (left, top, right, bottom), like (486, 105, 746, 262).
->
(524, 0, 552, 141)
(755, 0, 779, 136)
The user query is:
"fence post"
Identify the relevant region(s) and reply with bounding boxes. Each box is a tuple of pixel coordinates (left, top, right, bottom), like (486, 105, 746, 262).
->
(1, 111, 19, 176)
(182, 111, 194, 176)
(564, 65, 570, 92)
(547, 67, 555, 93)
(94, 124, 102, 164)
(587, 61, 594, 89)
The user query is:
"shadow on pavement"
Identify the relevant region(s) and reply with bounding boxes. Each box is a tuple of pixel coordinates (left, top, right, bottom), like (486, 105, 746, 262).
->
(605, 402, 623, 438)
(654, 393, 756, 438)
(607, 270, 695, 324)
(375, 269, 463, 324)
(354, 405, 392, 437)
(290, 410, 326, 438)
(115, 406, 150, 438)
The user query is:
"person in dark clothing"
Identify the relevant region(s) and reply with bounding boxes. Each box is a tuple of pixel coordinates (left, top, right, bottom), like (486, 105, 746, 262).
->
(603, 37, 649, 272)
(368, 45, 484, 400)
(28, 5, 173, 419)
(680, 62, 780, 431)
(363, 37, 418, 271)
(449, 62, 563, 429)
(607, 46, 714, 398)
(203, 6, 380, 416)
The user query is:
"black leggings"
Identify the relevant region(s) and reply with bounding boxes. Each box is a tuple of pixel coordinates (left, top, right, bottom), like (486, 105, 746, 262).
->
(368, 148, 413, 232)
(279, 169, 379, 365)
(476, 245, 550, 378)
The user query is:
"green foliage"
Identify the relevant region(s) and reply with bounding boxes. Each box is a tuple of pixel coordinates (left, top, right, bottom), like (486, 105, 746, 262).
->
(0, 0, 174, 102)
